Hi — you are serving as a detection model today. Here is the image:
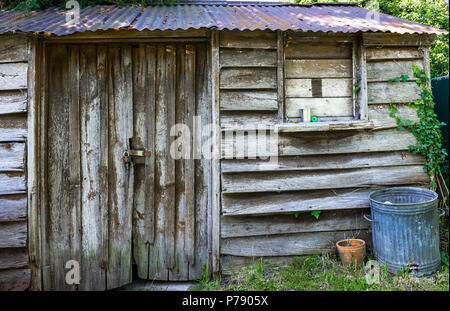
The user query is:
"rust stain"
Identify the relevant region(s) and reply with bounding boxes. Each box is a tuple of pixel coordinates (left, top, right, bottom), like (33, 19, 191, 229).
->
(0, 142, 13, 149)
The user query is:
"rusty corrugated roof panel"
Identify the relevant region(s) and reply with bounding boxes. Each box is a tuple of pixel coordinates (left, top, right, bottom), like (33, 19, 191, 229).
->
(0, 1, 447, 36)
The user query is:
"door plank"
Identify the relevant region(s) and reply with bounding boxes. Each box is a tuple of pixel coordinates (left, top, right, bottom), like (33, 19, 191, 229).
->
(149, 45, 170, 280)
(46, 45, 81, 291)
(132, 45, 157, 279)
(164, 45, 177, 272)
(170, 44, 189, 280)
(184, 44, 196, 267)
(190, 43, 210, 279)
(79, 45, 106, 290)
(106, 46, 133, 289)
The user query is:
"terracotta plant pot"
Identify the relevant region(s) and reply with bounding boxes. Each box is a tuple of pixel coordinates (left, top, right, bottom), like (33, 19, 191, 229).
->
(336, 239, 366, 265)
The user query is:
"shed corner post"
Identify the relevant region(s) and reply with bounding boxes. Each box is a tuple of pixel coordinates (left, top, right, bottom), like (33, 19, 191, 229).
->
(210, 29, 221, 275)
(27, 36, 44, 291)
(419, 38, 432, 89)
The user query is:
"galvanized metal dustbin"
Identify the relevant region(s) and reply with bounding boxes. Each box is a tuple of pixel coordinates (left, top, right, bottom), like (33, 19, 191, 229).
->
(366, 187, 445, 276)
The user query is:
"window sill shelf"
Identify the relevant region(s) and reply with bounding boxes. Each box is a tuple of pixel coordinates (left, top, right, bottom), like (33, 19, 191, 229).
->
(275, 120, 374, 133)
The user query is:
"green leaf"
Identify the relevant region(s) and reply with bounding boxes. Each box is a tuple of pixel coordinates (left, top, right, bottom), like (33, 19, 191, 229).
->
(441, 251, 449, 266)
(311, 211, 321, 220)
(401, 75, 410, 82)
(294, 212, 300, 219)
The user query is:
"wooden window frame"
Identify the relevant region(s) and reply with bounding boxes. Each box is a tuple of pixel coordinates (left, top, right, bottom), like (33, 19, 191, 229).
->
(277, 32, 370, 132)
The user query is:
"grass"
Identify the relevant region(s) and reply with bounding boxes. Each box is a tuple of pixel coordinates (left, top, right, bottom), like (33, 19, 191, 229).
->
(193, 253, 449, 291)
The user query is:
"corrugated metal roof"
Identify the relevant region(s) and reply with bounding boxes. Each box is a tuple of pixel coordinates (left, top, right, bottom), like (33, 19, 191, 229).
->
(0, 1, 447, 36)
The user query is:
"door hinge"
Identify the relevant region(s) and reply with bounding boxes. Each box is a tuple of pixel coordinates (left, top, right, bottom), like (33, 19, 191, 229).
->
(123, 149, 151, 163)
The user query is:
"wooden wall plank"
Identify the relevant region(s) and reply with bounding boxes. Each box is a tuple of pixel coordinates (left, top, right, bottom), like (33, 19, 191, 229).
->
(367, 60, 423, 82)
(222, 165, 428, 194)
(221, 230, 371, 257)
(285, 59, 352, 78)
(362, 33, 435, 47)
(279, 128, 417, 156)
(0, 113, 27, 143)
(285, 79, 312, 97)
(0, 63, 28, 91)
(369, 103, 420, 129)
(0, 114, 27, 129)
(0, 194, 27, 222)
(221, 111, 278, 128)
(221, 255, 295, 275)
(28, 37, 43, 291)
(0, 91, 27, 115)
(368, 82, 421, 104)
(0, 128, 27, 142)
(277, 30, 284, 122)
(286, 78, 352, 98)
(285, 97, 353, 118)
(366, 47, 422, 60)
(170, 44, 188, 280)
(0, 221, 27, 248)
(285, 78, 352, 98)
(285, 42, 352, 59)
(220, 31, 277, 49)
(97, 45, 109, 291)
(0, 142, 24, 172)
(46, 44, 81, 291)
(228, 188, 373, 216)
(211, 30, 221, 274)
(220, 67, 277, 89)
(0, 36, 28, 63)
(0, 248, 28, 269)
(0, 173, 25, 195)
(132, 45, 156, 280)
(355, 40, 368, 120)
(79, 45, 106, 291)
(221, 151, 424, 173)
(0, 268, 30, 291)
(222, 128, 417, 158)
(287, 32, 356, 43)
(0, 101, 26, 115)
(107, 45, 133, 289)
(149, 45, 171, 280)
(220, 48, 277, 67)
(184, 44, 196, 270)
(221, 129, 278, 159)
(190, 42, 211, 279)
(164, 45, 176, 272)
(220, 90, 278, 111)
(221, 209, 370, 238)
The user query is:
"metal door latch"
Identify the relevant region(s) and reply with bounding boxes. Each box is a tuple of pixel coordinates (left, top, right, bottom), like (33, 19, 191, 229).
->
(123, 149, 151, 163)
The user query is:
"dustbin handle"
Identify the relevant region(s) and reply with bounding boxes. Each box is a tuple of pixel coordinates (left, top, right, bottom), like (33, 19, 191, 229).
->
(363, 214, 380, 231)
(439, 208, 446, 217)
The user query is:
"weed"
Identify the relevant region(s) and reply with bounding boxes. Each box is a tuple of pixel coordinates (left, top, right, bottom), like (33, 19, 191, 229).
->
(194, 254, 449, 291)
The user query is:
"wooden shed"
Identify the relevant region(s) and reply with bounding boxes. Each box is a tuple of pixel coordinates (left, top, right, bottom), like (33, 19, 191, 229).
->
(0, 1, 446, 290)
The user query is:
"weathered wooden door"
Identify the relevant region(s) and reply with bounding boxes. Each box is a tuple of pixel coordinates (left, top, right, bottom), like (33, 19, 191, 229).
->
(131, 44, 210, 281)
(44, 43, 210, 290)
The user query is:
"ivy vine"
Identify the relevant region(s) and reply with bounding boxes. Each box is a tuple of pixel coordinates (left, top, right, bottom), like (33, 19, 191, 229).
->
(388, 65, 447, 189)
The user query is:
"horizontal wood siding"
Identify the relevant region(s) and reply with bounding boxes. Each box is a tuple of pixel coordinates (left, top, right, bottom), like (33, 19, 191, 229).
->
(221, 209, 371, 238)
(219, 31, 278, 130)
(0, 35, 29, 290)
(0, 268, 31, 291)
(219, 32, 430, 269)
